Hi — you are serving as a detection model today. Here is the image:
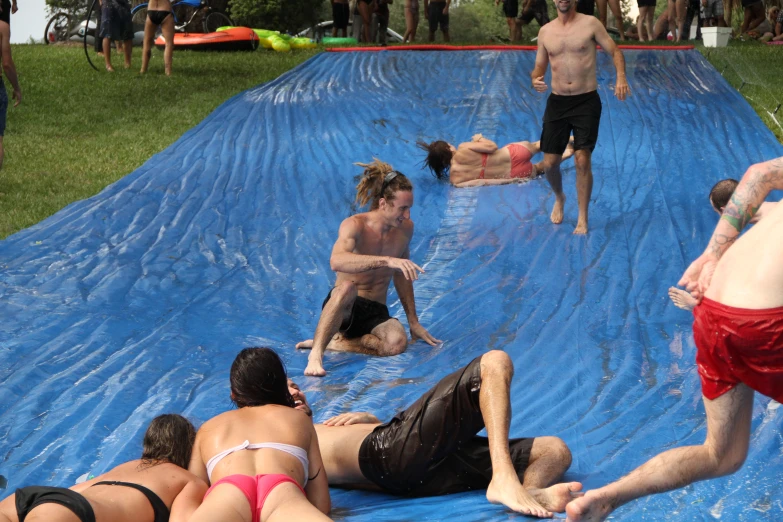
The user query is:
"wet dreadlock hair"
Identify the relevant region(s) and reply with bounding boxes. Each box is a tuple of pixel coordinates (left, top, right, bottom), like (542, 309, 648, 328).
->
(709, 178, 739, 212)
(354, 159, 413, 210)
(230, 347, 295, 410)
(417, 140, 453, 181)
(140, 414, 197, 470)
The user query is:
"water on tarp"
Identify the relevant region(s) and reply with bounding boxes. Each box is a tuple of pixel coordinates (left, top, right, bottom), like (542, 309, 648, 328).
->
(1, 50, 782, 521)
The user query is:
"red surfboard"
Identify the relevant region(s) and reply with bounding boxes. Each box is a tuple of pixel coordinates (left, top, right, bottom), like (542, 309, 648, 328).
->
(155, 27, 259, 51)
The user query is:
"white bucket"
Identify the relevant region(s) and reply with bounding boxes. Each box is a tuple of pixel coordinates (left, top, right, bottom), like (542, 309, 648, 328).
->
(702, 27, 731, 47)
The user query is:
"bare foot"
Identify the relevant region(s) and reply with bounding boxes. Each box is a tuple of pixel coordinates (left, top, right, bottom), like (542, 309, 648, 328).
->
(565, 489, 615, 522)
(573, 220, 588, 235)
(304, 356, 326, 377)
(550, 196, 565, 225)
(487, 476, 552, 518)
(105, 65, 115, 72)
(668, 287, 697, 312)
(529, 482, 583, 513)
(296, 339, 314, 350)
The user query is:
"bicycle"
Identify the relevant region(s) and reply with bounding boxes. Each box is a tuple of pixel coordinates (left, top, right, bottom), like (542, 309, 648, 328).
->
(44, 11, 98, 44)
(130, 0, 233, 34)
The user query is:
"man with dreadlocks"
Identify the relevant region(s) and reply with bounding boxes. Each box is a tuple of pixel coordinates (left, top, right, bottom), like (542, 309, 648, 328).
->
(296, 160, 441, 377)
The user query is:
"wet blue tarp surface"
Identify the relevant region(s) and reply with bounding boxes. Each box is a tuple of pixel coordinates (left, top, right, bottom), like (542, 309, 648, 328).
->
(2, 50, 782, 520)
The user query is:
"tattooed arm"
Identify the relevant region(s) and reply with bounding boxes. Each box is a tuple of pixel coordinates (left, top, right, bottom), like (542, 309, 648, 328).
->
(679, 157, 783, 299)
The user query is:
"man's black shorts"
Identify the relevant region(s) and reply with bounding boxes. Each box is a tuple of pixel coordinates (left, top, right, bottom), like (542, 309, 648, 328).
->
(0, 0, 10, 25)
(358, 356, 535, 496)
(540, 90, 602, 154)
(428, 1, 449, 32)
(518, 0, 550, 26)
(322, 288, 393, 339)
(636, 0, 656, 7)
(332, 2, 350, 30)
(503, 0, 519, 18)
(576, 0, 595, 15)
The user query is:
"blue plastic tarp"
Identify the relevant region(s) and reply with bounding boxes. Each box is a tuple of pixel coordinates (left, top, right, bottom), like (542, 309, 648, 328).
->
(1, 49, 782, 520)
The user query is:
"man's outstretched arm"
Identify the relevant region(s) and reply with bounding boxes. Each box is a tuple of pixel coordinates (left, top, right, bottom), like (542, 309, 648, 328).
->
(679, 157, 783, 298)
(592, 19, 629, 101)
(321, 412, 381, 425)
(393, 246, 441, 345)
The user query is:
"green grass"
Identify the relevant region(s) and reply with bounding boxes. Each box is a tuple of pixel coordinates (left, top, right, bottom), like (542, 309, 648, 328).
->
(0, 40, 781, 239)
(0, 44, 317, 239)
(700, 41, 783, 144)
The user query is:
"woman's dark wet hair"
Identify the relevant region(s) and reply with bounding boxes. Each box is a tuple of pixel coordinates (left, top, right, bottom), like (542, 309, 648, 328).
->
(140, 413, 196, 469)
(354, 159, 413, 210)
(417, 140, 453, 181)
(230, 347, 295, 409)
(709, 178, 739, 212)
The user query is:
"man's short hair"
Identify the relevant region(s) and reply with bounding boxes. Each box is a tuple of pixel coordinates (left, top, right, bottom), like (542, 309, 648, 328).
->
(709, 178, 739, 212)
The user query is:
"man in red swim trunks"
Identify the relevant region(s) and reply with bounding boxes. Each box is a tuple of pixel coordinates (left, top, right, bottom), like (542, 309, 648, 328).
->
(565, 156, 783, 522)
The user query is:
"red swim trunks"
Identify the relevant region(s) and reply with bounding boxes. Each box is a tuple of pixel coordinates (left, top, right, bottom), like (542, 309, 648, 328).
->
(693, 297, 783, 402)
(506, 144, 534, 179)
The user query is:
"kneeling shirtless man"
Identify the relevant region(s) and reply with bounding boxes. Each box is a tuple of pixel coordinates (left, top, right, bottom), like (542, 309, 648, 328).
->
(297, 160, 440, 376)
(289, 350, 583, 518)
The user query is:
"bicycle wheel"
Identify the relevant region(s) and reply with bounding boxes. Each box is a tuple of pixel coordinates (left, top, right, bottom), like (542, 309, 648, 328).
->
(172, 4, 199, 32)
(131, 6, 148, 34)
(203, 11, 233, 33)
(44, 12, 71, 44)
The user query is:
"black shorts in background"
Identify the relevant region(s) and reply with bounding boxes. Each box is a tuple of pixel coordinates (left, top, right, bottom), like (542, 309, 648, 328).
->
(637, 0, 656, 7)
(576, 0, 595, 15)
(518, 0, 550, 25)
(332, 2, 350, 30)
(540, 90, 602, 154)
(0, 0, 9, 25)
(358, 356, 535, 496)
(428, 1, 449, 32)
(503, 0, 519, 18)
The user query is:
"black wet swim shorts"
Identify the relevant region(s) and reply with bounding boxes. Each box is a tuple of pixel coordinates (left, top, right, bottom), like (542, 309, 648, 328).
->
(358, 356, 534, 496)
(428, 1, 449, 32)
(576, 0, 595, 15)
(518, 0, 550, 25)
(636, 0, 656, 7)
(503, 0, 519, 18)
(322, 288, 394, 339)
(332, 2, 350, 29)
(15, 486, 96, 522)
(540, 90, 602, 154)
(99, 0, 134, 41)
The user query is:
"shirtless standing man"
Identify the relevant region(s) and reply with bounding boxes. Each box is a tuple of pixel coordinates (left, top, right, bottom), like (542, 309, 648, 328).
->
(531, 0, 629, 234)
(288, 350, 583, 518)
(297, 160, 440, 376)
(566, 157, 783, 521)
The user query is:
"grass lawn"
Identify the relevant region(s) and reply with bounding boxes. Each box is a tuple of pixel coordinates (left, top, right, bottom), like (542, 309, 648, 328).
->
(0, 41, 781, 239)
(0, 45, 317, 239)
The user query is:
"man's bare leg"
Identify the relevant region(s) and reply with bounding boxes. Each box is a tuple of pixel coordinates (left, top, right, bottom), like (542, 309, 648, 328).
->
(301, 319, 407, 356)
(540, 153, 565, 225)
(596, 0, 625, 39)
(668, 287, 697, 311)
(481, 351, 582, 517)
(103, 38, 114, 72)
(299, 282, 357, 377)
(566, 384, 754, 522)
(123, 38, 132, 68)
(574, 149, 593, 235)
(522, 436, 584, 512)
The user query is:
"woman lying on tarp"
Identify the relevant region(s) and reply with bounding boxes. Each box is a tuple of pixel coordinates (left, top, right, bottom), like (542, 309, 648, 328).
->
(419, 133, 574, 187)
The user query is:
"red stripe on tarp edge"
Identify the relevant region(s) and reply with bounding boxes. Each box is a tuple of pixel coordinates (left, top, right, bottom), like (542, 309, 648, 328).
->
(325, 44, 695, 52)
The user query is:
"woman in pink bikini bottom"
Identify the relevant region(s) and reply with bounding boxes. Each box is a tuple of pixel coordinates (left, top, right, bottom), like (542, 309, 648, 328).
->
(418, 133, 574, 188)
(188, 348, 331, 522)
